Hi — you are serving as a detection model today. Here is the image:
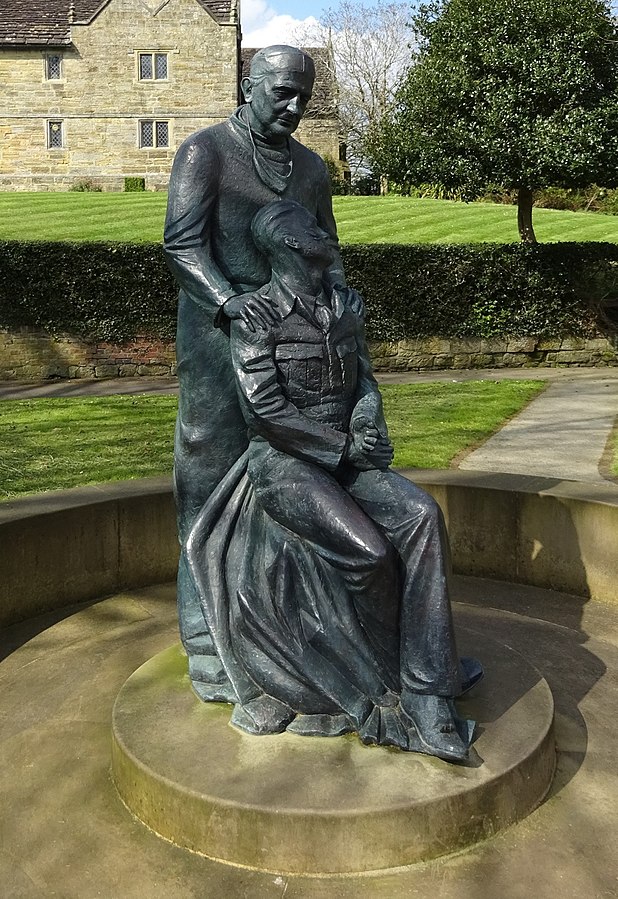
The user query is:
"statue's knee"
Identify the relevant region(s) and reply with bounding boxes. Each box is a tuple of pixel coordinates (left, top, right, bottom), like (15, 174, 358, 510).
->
(362, 530, 391, 570)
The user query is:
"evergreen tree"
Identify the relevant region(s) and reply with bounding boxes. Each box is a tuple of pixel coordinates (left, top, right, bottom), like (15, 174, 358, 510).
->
(368, 0, 618, 240)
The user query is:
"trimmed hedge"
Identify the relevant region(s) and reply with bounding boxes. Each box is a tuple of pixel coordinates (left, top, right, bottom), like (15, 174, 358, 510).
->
(0, 240, 616, 343)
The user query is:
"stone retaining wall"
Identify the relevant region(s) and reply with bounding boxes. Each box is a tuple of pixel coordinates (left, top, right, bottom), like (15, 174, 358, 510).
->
(2, 472, 616, 627)
(1, 327, 616, 380)
(369, 335, 618, 371)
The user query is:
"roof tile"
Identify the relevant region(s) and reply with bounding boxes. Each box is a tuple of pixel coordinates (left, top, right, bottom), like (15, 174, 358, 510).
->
(0, 0, 234, 46)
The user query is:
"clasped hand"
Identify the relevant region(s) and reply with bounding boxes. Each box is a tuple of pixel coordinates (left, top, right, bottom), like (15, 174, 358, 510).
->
(346, 416, 393, 470)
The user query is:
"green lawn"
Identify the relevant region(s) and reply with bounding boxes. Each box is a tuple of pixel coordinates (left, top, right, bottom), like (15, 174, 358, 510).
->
(1, 192, 618, 244)
(0, 380, 545, 500)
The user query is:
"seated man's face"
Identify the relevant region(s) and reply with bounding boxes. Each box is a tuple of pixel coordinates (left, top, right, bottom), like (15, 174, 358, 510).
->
(284, 214, 335, 266)
(247, 69, 314, 140)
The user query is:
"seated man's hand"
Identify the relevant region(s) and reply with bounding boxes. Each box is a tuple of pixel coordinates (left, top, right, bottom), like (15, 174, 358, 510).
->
(346, 417, 394, 470)
(223, 291, 279, 332)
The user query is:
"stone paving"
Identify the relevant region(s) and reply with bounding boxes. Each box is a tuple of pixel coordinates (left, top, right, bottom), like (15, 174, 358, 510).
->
(2, 576, 618, 898)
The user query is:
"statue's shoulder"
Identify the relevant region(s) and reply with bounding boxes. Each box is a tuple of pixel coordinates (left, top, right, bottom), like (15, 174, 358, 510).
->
(171, 121, 235, 173)
(289, 137, 327, 172)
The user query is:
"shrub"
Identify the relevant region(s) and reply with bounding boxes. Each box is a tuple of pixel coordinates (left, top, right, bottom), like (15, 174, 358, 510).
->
(69, 179, 102, 192)
(124, 177, 146, 192)
(0, 240, 615, 343)
(322, 156, 351, 196)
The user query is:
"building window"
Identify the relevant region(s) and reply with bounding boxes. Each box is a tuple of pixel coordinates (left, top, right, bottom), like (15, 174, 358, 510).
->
(46, 55, 62, 80)
(47, 120, 64, 149)
(139, 120, 169, 148)
(138, 52, 168, 81)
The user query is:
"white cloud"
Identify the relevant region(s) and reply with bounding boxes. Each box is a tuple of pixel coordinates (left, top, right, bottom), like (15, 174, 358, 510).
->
(241, 0, 320, 47)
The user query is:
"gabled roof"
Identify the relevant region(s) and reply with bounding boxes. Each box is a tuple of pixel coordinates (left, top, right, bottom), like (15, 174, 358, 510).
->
(0, 0, 236, 47)
(241, 47, 337, 121)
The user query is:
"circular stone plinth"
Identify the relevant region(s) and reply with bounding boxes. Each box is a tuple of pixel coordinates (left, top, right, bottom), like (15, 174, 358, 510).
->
(111, 629, 555, 875)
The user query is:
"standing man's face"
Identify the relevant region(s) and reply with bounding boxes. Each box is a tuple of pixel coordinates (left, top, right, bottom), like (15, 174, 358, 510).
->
(243, 67, 314, 142)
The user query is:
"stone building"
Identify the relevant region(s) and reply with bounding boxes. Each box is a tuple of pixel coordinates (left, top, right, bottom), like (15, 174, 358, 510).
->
(0, 0, 240, 191)
(0, 0, 343, 191)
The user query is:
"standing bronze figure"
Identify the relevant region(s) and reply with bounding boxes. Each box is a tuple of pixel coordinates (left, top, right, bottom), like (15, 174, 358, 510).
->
(164, 46, 481, 762)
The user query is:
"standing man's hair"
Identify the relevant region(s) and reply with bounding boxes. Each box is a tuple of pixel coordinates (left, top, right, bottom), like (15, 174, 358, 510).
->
(248, 46, 315, 84)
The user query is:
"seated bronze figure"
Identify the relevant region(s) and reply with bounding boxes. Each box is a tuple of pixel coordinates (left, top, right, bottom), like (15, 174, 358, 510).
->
(183, 200, 481, 762)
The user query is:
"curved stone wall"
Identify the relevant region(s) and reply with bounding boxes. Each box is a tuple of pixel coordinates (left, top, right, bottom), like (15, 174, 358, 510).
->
(1, 471, 616, 628)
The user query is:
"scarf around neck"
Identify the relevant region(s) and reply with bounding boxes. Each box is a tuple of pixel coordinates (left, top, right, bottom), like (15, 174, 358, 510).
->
(230, 106, 293, 195)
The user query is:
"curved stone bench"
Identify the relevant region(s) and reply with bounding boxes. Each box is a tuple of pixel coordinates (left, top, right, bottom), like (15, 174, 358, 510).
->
(2, 470, 616, 629)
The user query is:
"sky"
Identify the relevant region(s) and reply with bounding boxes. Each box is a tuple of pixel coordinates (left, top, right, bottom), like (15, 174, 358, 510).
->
(241, 0, 327, 47)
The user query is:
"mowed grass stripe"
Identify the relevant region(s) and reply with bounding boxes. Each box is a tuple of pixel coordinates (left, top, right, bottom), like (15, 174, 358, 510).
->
(0, 380, 546, 499)
(2, 193, 618, 244)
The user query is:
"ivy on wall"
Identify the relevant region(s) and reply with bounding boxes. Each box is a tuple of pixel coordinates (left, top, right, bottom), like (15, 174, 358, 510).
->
(0, 240, 615, 343)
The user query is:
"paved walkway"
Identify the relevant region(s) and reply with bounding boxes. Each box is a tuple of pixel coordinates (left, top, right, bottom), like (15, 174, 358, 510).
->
(460, 371, 618, 483)
(1, 366, 617, 485)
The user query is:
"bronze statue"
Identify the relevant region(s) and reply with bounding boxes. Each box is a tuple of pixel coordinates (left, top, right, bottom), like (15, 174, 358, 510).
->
(164, 47, 481, 762)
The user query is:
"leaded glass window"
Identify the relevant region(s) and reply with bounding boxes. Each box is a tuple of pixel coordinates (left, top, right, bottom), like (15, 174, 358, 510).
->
(139, 120, 169, 148)
(155, 53, 168, 80)
(139, 53, 153, 80)
(138, 52, 168, 80)
(140, 120, 154, 148)
(47, 121, 64, 149)
(46, 55, 62, 80)
(155, 121, 169, 147)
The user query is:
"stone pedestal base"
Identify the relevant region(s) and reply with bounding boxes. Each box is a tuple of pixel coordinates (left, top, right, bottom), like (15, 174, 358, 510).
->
(111, 630, 555, 874)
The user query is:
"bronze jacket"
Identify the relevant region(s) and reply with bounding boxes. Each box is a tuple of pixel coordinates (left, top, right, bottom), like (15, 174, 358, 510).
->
(230, 282, 387, 472)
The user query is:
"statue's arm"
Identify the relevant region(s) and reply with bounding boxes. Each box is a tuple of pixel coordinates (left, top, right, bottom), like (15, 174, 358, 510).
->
(351, 320, 389, 437)
(230, 321, 348, 471)
(163, 133, 237, 311)
(314, 159, 347, 291)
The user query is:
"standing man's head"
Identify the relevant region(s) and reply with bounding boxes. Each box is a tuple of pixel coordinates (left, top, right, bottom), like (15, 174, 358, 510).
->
(241, 46, 315, 143)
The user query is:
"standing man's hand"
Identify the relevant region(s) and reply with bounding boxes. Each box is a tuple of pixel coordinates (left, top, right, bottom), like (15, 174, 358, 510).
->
(333, 285, 364, 317)
(345, 416, 394, 470)
(223, 291, 279, 331)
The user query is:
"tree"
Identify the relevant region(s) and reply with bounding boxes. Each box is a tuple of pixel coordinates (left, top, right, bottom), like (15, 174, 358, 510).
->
(367, 0, 618, 240)
(296, 1, 411, 184)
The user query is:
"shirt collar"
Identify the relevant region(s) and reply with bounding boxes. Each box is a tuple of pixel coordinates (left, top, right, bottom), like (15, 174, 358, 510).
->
(267, 281, 345, 323)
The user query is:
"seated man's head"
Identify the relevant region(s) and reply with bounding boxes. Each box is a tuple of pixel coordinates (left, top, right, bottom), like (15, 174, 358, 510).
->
(241, 46, 315, 142)
(252, 200, 335, 273)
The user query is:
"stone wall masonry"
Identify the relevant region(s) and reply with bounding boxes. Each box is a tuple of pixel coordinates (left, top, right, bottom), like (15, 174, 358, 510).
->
(369, 335, 618, 372)
(0, 328, 616, 380)
(0, 0, 239, 189)
(0, 0, 343, 190)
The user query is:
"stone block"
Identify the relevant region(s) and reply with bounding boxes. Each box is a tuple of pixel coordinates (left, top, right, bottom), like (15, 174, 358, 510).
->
(117, 364, 138, 377)
(536, 338, 561, 351)
(451, 354, 472, 369)
(68, 364, 95, 378)
(419, 337, 451, 355)
(137, 363, 172, 376)
(560, 337, 586, 350)
(502, 353, 528, 367)
(555, 351, 591, 364)
(471, 354, 494, 367)
(94, 364, 120, 378)
(585, 337, 612, 351)
(432, 355, 454, 369)
(368, 341, 398, 358)
(398, 354, 433, 370)
(506, 336, 536, 353)
(480, 338, 508, 354)
(449, 338, 483, 354)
